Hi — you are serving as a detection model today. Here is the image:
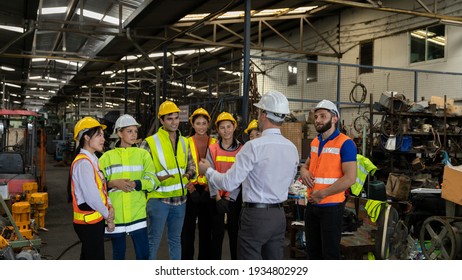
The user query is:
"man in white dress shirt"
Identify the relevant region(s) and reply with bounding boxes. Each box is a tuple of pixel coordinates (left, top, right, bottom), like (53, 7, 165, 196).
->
(199, 90, 299, 260)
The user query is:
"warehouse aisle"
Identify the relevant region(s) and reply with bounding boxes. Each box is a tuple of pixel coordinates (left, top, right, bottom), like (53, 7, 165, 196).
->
(38, 154, 294, 260)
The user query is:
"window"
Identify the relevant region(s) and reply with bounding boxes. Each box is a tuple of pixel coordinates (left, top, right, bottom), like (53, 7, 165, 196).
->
(288, 62, 297, 86)
(359, 41, 373, 74)
(410, 24, 445, 63)
(306, 55, 318, 83)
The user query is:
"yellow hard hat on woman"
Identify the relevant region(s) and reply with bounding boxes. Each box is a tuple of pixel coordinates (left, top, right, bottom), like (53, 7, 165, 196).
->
(244, 119, 258, 134)
(189, 107, 211, 124)
(215, 112, 236, 127)
(74, 117, 107, 141)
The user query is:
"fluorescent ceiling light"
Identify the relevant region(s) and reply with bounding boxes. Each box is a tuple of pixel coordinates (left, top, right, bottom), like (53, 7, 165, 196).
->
(41, 7, 67, 15)
(0, 66, 15, 71)
(287, 6, 318, 14)
(179, 6, 318, 22)
(5, 83, 21, 88)
(76, 9, 120, 25)
(0, 25, 23, 33)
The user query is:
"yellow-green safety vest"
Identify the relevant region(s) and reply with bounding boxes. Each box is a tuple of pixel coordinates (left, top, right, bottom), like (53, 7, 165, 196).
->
(351, 154, 377, 196)
(145, 127, 189, 199)
(99, 146, 160, 234)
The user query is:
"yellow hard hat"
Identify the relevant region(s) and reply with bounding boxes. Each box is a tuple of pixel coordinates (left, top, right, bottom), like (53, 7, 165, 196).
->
(189, 107, 211, 124)
(74, 117, 107, 141)
(244, 119, 258, 134)
(158, 100, 180, 119)
(215, 112, 236, 127)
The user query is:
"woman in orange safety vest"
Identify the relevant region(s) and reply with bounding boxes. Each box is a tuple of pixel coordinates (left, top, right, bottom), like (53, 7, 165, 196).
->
(71, 117, 114, 260)
(206, 112, 243, 260)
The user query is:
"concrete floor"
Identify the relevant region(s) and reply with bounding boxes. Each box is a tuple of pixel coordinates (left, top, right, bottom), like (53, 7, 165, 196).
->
(36, 154, 299, 260)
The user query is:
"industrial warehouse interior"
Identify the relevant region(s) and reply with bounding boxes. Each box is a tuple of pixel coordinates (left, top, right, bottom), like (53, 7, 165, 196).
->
(1, 0, 462, 265)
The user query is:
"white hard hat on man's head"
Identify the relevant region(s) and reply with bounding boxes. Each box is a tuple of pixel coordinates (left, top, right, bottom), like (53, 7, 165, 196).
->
(114, 114, 141, 133)
(254, 90, 290, 117)
(315, 100, 340, 118)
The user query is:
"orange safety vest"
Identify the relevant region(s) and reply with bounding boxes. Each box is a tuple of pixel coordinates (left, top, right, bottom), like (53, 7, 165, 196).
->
(71, 153, 108, 224)
(189, 136, 217, 186)
(209, 142, 242, 197)
(308, 133, 350, 204)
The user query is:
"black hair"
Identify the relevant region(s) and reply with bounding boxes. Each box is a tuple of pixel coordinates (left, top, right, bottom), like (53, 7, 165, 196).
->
(73, 126, 102, 157)
(189, 114, 210, 136)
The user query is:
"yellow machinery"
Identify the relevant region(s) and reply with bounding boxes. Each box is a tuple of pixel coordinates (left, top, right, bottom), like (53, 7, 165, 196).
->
(0, 110, 46, 259)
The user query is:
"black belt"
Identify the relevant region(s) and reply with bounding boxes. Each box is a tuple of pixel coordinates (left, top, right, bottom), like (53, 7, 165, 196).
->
(242, 202, 283, 209)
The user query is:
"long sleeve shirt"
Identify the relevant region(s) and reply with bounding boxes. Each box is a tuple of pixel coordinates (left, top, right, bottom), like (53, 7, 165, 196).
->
(72, 148, 111, 219)
(206, 128, 299, 204)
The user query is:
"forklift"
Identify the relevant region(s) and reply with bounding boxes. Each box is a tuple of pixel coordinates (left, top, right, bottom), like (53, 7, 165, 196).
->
(0, 109, 45, 259)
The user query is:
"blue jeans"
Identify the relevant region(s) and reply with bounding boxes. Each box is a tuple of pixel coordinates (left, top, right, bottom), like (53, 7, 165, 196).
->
(146, 198, 186, 260)
(110, 227, 149, 260)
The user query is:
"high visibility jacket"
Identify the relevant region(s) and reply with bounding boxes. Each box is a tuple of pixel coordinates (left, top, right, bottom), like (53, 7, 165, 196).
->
(308, 133, 351, 204)
(351, 154, 377, 196)
(99, 146, 160, 234)
(209, 141, 242, 199)
(145, 127, 190, 199)
(71, 153, 108, 224)
(188, 136, 217, 186)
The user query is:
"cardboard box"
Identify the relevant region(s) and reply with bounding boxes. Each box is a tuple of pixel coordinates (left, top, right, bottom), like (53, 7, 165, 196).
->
(446, 104, 462, 116)
(386, 173, 411, 201)
(442, 165, 462, 205)
(429, 96, 454, 109)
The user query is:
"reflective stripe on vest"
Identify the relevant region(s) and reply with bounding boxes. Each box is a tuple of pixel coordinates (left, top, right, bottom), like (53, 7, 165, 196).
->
(145, 128, 189, 198)
(71, 154, 108, 224)
(153, 133, 187, 177)
(209, 142, 242, 197)
(308, 133, 351, 204)
(216, 156, 236, 163)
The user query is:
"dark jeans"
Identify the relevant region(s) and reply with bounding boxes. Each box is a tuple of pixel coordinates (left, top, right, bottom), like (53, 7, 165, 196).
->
(73, 219, 106, 260)
(109, 227, 149, 260)
(304, 202, 345, 260)
(181, 185, 212, 259)
(210, 192, 242, 260)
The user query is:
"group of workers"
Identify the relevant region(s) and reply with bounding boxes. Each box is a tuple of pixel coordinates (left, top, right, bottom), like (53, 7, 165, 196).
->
(70, 89, 357, 261)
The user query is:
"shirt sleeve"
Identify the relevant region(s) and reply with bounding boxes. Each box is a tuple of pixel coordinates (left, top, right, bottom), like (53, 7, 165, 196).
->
(206, 142, 255, 193)
(139, 139, 151, 155)
(140, 149, 160, 192)
(72, 159, 109, 219)
(340, 139, 357, 163)
(185, 149, 196, 180)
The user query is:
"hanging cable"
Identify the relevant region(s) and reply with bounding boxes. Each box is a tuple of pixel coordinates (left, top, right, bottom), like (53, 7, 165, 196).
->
(349, 82, 368, 103)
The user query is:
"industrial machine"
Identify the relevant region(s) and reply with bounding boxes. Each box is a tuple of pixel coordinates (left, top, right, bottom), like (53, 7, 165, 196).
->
(0, 110, 45, 259)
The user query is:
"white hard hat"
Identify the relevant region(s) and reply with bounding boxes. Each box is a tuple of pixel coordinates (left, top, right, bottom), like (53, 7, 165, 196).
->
(314, 100, 340, 117)
(253, 90, 290, 115)
(114, 114, 141, 133)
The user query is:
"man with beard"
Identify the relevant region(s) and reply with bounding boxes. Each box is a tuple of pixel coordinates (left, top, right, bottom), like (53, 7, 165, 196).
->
(299, 99, 357, 260)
